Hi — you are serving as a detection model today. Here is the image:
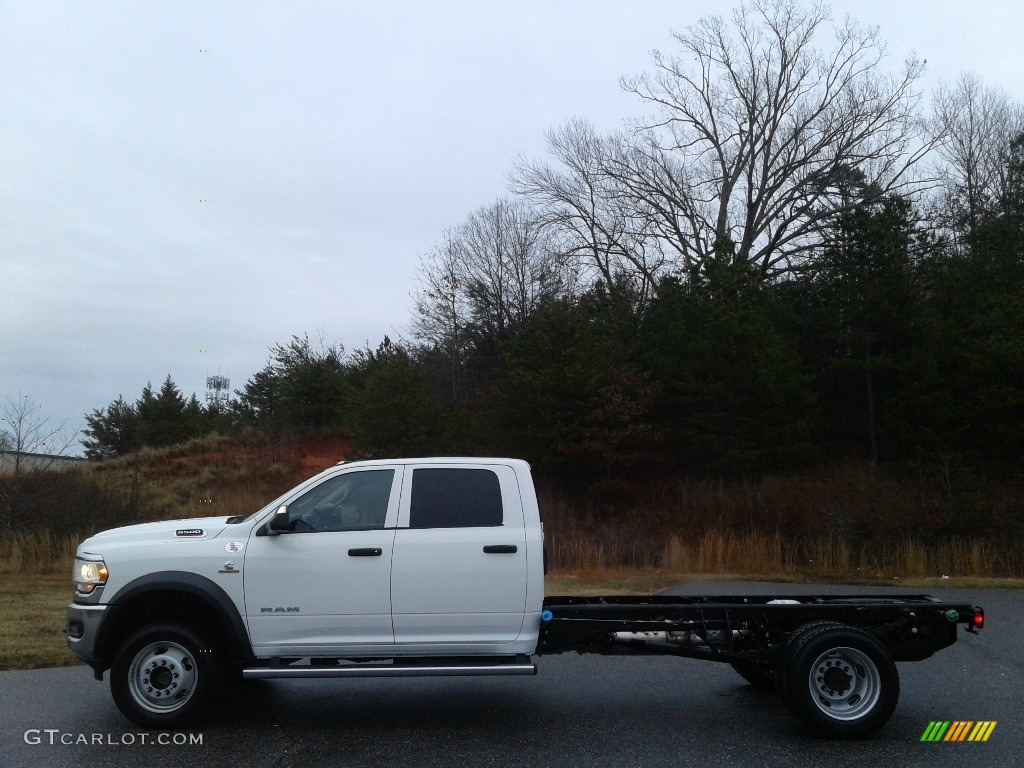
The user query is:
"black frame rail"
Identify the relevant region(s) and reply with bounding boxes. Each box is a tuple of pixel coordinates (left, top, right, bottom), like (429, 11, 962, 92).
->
(538, 594, 983, 663)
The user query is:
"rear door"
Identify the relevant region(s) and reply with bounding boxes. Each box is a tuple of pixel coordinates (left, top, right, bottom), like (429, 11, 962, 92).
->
(390, 463, 527, 645)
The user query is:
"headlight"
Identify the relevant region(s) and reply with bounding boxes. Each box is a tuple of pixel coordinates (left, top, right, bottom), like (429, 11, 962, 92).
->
(73, 558, 108, 594)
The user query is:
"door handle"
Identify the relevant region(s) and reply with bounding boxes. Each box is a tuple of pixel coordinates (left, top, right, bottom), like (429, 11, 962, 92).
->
(483, 545, 518, 554)
(348, 548, 383, 557)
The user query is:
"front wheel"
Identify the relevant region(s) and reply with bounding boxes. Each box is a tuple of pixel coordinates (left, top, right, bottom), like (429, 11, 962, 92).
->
(110, 624, 221, 729)
(778, 623, 899, 738)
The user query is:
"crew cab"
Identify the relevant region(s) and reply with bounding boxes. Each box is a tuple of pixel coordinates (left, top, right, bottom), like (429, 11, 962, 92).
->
(66, 457, 984, 738)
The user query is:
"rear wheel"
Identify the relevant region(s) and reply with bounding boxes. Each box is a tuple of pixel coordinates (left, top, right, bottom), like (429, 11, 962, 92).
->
(774, 621, 845, 710)
(110, 624, 221, 729)
(778, 623, 899, 738)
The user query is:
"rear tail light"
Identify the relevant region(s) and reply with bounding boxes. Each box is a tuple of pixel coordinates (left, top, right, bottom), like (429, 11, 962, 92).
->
(971, 608, 985, 630)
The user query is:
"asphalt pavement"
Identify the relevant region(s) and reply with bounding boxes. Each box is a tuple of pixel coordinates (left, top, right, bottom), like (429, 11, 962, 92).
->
(2, 581, 1020, 768)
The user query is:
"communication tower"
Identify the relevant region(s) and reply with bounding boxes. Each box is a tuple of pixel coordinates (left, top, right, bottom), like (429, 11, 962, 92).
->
(206, 373, 230, 407)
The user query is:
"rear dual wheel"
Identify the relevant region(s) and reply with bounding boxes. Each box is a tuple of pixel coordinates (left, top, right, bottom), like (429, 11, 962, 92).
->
(777, 622, 899, 738)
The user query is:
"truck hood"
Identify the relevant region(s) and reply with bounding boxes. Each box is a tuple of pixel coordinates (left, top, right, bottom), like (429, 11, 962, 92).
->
(77, 516, 235, 552)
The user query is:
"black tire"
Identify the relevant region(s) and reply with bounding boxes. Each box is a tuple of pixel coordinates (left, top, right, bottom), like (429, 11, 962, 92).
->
(110, 624, 222, 729)
(730, 661, 777, 692)
(774, 621, 846, 710)
(777, 622, 899, 738)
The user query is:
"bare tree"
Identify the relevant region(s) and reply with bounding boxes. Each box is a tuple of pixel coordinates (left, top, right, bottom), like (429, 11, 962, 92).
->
(1, 394, 78, 476)
(472, 200, 571, 331)
(412, 199, 574, 400)
(598, 0, 935, 278)
(931, 72, 1024, 241)
(0, 394, 79, 531)
(413, 198, 570, 340)
(412, 229, 470, 402)
(512, 119, 665, 306)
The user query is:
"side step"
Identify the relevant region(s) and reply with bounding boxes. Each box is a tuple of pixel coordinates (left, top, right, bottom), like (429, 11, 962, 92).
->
(242, 660, 537, 680)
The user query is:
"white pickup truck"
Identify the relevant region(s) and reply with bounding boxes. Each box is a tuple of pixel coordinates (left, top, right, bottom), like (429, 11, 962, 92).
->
(66, 457, 984, 738)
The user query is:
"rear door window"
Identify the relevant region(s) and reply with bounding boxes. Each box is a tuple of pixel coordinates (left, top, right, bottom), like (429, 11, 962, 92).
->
(409, 468, 503, 528)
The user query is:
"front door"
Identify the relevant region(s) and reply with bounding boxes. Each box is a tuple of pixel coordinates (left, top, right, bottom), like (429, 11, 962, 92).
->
(243, 466, 402, 654)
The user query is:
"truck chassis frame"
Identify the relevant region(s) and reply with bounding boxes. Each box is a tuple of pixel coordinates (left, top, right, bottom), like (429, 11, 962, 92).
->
(532, 592, 983, 738)
(538, 593, 981, 663)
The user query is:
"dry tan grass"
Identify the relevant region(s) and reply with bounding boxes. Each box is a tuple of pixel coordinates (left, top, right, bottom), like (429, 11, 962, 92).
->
(546, 568, 1024, 594)
(544, 528, 1024, 581)
(0, 532, 77, 575)
(0, 574, 78, 670)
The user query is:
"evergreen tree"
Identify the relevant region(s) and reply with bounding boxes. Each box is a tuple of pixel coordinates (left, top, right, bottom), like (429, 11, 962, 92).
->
(809, 196, 921, 463)
(83, 378, 221, 458)
(348, 338, 443, 457)
(491, 301, 608, 473)
(234, 334, 352, 431)
(490, 291, 658, 479)
(906, 132, 1024, 466)
(150, 375, 190, 447)
(639, 256, 818, 475)
(82, 396, 139, 459)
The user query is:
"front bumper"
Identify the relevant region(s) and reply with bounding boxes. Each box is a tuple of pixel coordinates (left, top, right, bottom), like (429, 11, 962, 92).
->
(65, 603, 110, 670)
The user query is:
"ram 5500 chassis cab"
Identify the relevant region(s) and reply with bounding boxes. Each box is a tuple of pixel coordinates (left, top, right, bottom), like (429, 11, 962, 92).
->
(66, 458, 984, 738)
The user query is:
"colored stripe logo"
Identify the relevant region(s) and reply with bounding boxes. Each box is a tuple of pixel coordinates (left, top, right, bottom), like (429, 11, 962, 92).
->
(920, 721, 997, 742)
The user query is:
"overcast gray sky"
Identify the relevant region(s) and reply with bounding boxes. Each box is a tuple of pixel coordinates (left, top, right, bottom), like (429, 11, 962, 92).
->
(2, 1, 1022, 454)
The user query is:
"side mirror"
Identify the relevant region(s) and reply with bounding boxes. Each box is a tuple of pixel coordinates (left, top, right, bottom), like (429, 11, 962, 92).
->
(267, 505, 290, 535)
